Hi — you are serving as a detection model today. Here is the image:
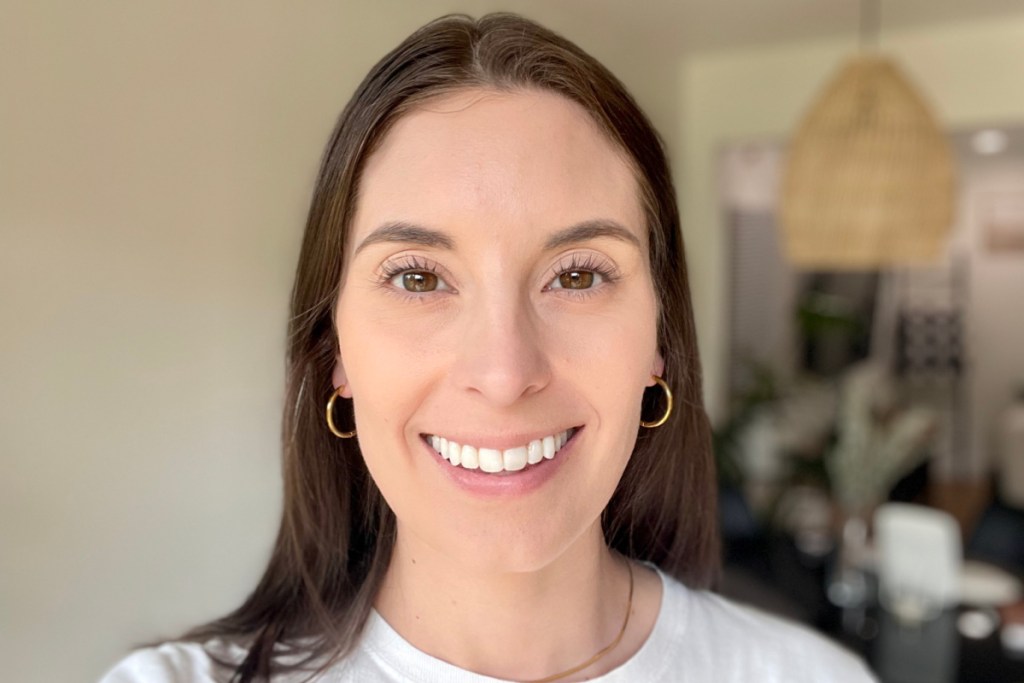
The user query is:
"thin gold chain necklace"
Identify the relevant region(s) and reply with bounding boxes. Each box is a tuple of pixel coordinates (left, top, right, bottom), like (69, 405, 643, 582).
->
(523, 561, 634, 683)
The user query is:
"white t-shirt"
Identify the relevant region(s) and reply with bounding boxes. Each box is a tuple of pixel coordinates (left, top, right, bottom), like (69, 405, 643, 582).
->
(100, 571, 876, 682)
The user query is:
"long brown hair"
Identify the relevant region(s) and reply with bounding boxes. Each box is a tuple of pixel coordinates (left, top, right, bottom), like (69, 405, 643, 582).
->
(187, 12, 718, 681)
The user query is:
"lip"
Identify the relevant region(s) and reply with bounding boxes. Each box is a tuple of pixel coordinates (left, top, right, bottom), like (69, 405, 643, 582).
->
(422, 426, 582, 497)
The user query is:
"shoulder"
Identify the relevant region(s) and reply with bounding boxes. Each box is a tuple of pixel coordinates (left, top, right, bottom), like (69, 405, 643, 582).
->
(658, 574, 877, 683)
(98, 640, 243, 683)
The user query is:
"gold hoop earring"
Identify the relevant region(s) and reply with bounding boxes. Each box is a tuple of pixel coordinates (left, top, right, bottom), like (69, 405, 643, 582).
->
(326, 386, 357, 438)
(640, 375, 673, 428)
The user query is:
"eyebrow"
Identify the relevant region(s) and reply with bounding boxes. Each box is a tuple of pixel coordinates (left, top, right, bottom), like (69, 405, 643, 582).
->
(543, 219, 642, 252)
(354, 221, 456, 255)
(353, 218, 642, 256)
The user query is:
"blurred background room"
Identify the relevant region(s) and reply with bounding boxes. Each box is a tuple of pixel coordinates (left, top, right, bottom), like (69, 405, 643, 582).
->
(3, 2, 1024, 682)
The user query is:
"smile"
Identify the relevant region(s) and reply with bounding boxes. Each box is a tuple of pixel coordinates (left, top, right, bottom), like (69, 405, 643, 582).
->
(425, 428, 579, 473)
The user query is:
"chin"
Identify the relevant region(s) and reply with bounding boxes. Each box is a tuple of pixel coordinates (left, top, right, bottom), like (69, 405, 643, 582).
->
(421, 493, 610, 575)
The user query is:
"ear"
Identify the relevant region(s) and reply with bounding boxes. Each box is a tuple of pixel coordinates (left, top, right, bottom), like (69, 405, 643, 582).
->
(648, 351, 666, 385)
(332, 356, 353, 398)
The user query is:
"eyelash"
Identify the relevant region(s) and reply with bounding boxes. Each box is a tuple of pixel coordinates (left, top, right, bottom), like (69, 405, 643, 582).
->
(546, 253, 620, 297)
(377, 255, 451, 300)
(377, 252, 620, 299)
(379, 255, 437, 281)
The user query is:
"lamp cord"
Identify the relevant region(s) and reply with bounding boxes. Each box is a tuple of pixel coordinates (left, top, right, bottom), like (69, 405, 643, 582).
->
(860, 0, 881, 51)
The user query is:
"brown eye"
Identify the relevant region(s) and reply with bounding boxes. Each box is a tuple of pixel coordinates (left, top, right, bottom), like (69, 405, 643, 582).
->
(557, 270, 595, 290)
(401, 271, 438, 292)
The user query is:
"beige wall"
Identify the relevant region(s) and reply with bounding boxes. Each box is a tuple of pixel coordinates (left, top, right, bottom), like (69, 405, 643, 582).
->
(679, 12, 1024, 424)
(0, 3, 675, 681)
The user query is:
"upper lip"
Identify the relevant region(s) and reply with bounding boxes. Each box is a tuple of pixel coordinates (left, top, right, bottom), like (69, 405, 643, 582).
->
(420, 426, 581, 451)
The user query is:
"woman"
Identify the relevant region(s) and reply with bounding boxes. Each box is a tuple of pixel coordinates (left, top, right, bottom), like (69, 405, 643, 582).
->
(103, 13, 873, 683)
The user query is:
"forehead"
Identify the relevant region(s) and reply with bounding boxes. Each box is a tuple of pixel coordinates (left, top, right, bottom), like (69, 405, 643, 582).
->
(351, 88, 645, 245)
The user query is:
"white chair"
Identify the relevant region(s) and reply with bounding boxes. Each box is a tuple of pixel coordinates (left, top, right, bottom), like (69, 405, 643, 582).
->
(874, 503, 962, 622)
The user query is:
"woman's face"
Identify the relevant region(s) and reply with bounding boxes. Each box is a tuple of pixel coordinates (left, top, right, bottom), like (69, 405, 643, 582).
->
(334, 89, 663, 572)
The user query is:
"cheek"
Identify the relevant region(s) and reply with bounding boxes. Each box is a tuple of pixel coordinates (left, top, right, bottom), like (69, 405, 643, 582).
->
(336, 285, 446, 400)
(547, 302, 657, 462)
(334, 297, 429, 476)
(548, 296, 659, 390)
(335, 316, 438, 530)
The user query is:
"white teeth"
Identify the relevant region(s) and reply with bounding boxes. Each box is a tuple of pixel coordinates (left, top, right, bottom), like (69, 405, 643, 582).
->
(504, 446, 528, 472)
(527, 439, 543, 465)
(479, 448, 503, 473)
(427, 429, 575, 474)
(461, 445, 479, 469)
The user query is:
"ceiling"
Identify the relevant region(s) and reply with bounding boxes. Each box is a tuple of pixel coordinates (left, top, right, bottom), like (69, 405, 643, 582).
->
(516, 0, 1024, 56)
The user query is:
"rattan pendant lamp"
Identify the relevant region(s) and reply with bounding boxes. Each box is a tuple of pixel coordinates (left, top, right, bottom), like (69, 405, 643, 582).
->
(780, 0, 956, 269)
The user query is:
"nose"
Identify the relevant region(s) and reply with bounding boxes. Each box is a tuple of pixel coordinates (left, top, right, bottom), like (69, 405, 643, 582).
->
(450, 293, 552, 407)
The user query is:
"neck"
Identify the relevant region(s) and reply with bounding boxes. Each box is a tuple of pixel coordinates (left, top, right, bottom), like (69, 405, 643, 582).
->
(373, 522, 631, 681)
